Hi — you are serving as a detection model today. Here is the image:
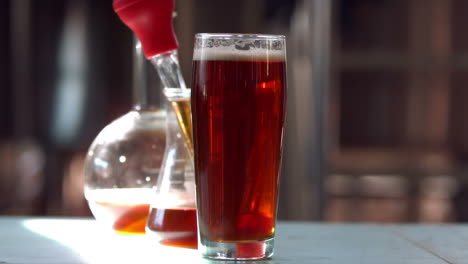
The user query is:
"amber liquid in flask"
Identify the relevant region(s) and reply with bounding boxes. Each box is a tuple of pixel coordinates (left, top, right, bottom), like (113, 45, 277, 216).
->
(86, 188, 153, 234)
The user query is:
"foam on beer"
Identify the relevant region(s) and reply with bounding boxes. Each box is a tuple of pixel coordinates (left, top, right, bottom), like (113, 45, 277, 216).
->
(193, 46, 285, 61)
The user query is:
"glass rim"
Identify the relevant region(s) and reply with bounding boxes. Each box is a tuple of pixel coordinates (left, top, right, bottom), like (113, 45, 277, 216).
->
(195, 33, 285, 40)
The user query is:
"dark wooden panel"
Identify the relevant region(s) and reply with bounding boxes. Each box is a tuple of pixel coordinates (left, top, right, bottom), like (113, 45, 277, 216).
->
(339, 70, 407, 147)
(339, 0, 409, 51)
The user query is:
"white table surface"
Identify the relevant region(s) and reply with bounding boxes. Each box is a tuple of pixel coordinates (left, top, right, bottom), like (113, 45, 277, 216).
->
(1, 217, 467, 264)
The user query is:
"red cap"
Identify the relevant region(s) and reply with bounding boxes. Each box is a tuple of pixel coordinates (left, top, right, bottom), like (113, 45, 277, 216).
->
(113, 0, 178, 59)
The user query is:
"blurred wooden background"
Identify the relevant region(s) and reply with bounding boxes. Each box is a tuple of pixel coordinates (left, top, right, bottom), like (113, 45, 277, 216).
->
(328, 0, 468, 223)
(2, 0, 468, 223)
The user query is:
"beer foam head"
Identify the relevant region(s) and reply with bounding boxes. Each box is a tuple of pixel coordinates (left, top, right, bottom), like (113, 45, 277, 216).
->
(193, 34, 286, 61)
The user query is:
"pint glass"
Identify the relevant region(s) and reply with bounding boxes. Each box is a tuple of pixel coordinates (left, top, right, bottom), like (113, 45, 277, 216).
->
(191, 34, 287, 260)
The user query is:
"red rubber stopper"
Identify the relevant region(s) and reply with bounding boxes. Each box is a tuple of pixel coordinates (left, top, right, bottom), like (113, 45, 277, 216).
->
(113, 0, 178, 59)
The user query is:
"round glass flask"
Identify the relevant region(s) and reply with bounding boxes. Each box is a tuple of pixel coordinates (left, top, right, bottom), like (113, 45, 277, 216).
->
(83, 39, 166, 234)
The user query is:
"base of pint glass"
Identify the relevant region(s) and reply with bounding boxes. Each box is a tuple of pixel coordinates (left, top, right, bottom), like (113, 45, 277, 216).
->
(199, 237, 274, 260)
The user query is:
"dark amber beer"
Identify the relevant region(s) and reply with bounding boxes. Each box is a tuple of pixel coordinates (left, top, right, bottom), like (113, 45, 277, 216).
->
(191, 34, 286, 260)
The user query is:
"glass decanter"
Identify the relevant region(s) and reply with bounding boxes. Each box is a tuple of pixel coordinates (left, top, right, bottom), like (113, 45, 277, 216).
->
(146, 89, 197, 248)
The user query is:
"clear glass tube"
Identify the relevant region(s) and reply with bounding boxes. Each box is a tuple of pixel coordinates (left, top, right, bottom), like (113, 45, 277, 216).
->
(150, 50, 187, 91)
(149, 50, 193, 158)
